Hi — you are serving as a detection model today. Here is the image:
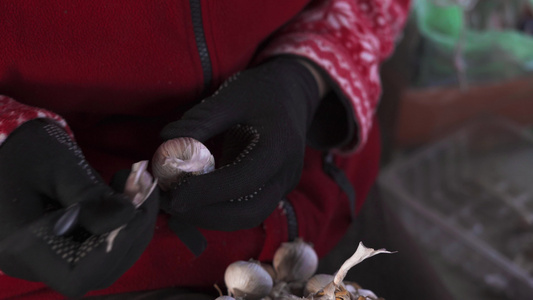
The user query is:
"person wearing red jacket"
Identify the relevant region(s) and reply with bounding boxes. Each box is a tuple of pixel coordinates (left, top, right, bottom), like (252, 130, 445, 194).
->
(0, 0, 410, 298)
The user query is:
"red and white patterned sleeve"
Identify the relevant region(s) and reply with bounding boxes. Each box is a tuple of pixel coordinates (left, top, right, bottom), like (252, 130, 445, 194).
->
(257, 0, 410, 152)
(0, 95, 72, 146)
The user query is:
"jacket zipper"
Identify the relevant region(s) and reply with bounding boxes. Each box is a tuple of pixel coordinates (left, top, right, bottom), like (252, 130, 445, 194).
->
(323, 152, 357, 220)
(189, 0, 213, 97)
(281, 199, 298, 242)
(282, 153, 356, 243)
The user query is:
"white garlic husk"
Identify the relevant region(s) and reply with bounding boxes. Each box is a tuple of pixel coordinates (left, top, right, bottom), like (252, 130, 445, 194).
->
(273, 238, 318, 283)
(224, 260, 273, 300)
(152, 137, 215, 190)
(124, 160, 158, 207)
(106, 160, 158, 252)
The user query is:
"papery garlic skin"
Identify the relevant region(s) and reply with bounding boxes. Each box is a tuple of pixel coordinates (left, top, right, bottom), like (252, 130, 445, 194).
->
(152, 137, 215, 190)
(273, 238, 318, 283)
(124, 160, 158, 207)
(106, 160, 157, 252)
(224, 260, 273, 300)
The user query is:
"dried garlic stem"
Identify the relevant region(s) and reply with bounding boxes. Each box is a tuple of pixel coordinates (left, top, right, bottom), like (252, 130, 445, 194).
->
(319, 242, 395, 299)
(333, 242, 394, 286)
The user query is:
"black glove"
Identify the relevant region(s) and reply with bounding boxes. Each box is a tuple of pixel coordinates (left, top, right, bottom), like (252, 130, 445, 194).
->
(160, 57, 320, 231)
(0, 119, 159, 297)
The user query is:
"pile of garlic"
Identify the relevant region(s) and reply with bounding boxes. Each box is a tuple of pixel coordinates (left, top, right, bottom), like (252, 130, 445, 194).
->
(217, 239, 394, 300)
(149, 139, 394, 299)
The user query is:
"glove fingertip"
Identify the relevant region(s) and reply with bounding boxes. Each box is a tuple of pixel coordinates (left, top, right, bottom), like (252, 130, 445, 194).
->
(160, 112, 234, 142)
(160, 121, 190, 141)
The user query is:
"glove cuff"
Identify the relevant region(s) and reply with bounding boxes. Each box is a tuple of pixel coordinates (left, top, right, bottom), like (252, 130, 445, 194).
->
(264, 56, 356, 150)
(257, 56, 322, 127)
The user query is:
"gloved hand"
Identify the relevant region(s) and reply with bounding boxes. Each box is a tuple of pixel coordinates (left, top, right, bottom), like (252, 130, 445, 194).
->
(160, 57, 320, 231)
(0, 119, 159, 297)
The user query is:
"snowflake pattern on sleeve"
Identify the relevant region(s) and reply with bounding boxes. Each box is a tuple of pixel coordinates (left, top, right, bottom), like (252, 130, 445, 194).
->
(0, 95, 72, 145)
(258, 0, 410, 151)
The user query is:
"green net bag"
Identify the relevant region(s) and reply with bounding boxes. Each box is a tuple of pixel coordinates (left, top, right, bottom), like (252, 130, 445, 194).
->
(414, 0, 533, 87)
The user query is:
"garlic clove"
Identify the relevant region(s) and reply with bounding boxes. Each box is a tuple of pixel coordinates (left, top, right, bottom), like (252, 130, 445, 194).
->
(152, 137, 215, 190)
(273, 238, 318, 283)
(224, 260, 273, 300)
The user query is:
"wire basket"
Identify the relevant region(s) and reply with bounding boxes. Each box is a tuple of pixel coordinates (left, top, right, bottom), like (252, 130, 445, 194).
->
(379, 116, 533, 299)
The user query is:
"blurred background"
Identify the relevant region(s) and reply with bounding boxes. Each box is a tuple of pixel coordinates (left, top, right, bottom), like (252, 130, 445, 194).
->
(319, 1, 533, 299)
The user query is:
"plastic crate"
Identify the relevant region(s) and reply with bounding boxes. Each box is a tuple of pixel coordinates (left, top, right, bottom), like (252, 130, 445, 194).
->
(379, 117, 533, 299)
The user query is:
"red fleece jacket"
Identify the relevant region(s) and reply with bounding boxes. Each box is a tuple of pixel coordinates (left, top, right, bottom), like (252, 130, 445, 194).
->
(0, 0, 410, 298)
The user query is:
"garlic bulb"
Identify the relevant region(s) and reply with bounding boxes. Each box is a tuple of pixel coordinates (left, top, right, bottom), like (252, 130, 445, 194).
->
(261, 263, 277, 282)
(224, 260, 273, 299)
(273, 238, 318, 282)
(304, 274, 335, 295)
(152, 137, 215, 190)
